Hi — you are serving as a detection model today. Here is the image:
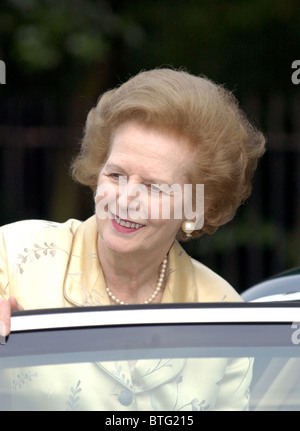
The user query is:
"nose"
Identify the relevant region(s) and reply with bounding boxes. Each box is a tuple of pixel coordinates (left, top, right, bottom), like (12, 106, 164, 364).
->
(118, 176, 137, 204)
(117, 177, 147, 220)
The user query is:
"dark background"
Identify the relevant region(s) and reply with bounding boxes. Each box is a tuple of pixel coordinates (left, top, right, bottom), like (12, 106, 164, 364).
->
(0, 0, 299, 292)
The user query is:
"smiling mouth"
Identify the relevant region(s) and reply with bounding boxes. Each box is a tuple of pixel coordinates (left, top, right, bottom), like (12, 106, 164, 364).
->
(114, 214, 145, 229)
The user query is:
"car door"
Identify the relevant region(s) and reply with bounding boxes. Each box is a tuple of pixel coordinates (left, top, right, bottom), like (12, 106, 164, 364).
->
(1, 303, 300, 411)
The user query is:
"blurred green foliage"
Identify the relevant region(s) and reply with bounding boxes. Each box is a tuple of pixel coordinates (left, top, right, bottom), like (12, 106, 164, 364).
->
(118, 0, 299, 97)
(0, 0, 299, 98)
(0, 0, 139, 98)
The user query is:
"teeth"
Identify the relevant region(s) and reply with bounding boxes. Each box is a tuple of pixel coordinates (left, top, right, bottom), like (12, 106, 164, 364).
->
(115, 215, 144, 229)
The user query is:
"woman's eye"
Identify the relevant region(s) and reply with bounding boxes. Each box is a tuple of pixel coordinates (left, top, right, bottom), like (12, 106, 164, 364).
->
(110, 173, 121, 179)
(150, 184, 161, 193)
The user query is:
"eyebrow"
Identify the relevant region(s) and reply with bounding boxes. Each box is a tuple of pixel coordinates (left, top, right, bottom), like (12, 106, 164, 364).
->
(105, 163, 127, 174)
(105, 163, 172, 185)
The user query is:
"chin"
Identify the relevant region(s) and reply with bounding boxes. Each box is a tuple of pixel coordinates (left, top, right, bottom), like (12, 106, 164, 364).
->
(101, 232, 142, 255)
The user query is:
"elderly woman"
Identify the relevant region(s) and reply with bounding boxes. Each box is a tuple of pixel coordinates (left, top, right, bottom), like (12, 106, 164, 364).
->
(0, 69, 265, 410)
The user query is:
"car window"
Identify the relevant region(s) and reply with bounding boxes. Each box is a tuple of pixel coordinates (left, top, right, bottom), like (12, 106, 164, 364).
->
(0, 304, 300, 411)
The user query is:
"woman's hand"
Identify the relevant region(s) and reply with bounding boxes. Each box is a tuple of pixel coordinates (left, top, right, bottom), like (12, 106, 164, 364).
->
(0, 297, 23, 338)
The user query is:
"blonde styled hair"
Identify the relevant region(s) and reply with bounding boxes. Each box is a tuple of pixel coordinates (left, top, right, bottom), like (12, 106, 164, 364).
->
(71, 68, 266, 240)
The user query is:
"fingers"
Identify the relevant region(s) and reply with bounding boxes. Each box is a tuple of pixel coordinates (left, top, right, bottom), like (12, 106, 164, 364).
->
(0, 299, 11, 338)
(0, 297, 23, 338)
(8, 297, 24, 312)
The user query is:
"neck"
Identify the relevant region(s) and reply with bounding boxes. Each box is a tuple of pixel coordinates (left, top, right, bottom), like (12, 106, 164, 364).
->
(97, 236, 170, 304)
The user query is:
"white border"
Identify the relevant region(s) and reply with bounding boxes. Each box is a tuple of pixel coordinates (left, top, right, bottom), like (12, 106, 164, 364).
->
(10, 306, 300, 332)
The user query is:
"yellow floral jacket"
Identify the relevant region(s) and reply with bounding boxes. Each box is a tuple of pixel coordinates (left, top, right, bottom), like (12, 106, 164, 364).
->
(0, 216, 252, 411)
(0, 216, 242, 307)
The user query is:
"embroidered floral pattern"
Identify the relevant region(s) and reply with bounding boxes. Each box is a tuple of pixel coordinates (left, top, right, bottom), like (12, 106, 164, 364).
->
(12, 370, 38, 391)
(66, 267, 105, 306)
(0, 281, 9, 297)
(178, 397, 210, 411)
(14, 242, 60, 275)
(66, 380, 82, 411)
(141, 359, 173, 377)
(150, 373, 210, 411)
(5, 357, 252, 410)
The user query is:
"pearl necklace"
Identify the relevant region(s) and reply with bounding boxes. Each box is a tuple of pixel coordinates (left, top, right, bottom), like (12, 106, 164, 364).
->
(106, 256, 168, 305)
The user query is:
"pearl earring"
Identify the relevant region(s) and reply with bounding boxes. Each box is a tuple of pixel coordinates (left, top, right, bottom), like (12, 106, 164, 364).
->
(181, 220, 195, 237)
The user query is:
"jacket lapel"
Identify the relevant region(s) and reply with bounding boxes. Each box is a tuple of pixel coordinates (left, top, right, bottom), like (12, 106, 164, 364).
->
(64, 216, 110, 307)
(162, 241, 198, 303)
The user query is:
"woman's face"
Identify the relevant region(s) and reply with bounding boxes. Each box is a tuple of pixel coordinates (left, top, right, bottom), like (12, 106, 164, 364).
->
(95, 121, 194, 257)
